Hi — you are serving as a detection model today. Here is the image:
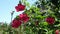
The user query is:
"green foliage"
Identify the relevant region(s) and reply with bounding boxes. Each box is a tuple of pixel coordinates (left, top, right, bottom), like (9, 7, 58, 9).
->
(0, 0, 60, 34)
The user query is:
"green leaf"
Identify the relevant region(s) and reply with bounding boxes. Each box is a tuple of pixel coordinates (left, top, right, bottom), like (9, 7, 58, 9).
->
(43, 22, 48, 26)
(48, 30, 53, 34)
(35, 15, 43, 19)
(25, 1, 30, 7)
(54, 24, 60, 27)
(31, 15, 35, 18)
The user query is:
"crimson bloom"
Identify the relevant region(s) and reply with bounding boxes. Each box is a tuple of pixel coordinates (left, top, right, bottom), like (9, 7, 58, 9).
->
(15, 4, 25, 12)
(11, 19, 22, 28)
(19, 14, 29, 23)
(55, 30, 60, 34)
(46, 17, 55, 24)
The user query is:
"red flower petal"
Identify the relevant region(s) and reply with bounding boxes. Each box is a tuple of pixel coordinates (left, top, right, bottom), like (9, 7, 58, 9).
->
(11, 19, 22, 28)
(23, 17, 29, 22)
(19, 14, 29, 23)
(55, 30, 60, 34)
(46, 17, 55, 24)
(15, 6, 20, 12)
(15, 4, 25, 12)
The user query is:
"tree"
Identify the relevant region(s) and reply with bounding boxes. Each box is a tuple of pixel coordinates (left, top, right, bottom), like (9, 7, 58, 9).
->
(12, 0, 60, 34)
(0, 0, 60, 34)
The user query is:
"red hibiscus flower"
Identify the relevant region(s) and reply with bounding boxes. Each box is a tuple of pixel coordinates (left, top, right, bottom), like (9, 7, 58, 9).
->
(19, 14, 29, 23)
(11, 19, 22, 28)
(15, 4, 25, 12)
(55, 30, 60, 34)
(46, 17, 55, 24)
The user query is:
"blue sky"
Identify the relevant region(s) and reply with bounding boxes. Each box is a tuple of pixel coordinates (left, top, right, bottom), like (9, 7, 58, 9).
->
(0, 0, 36, 24)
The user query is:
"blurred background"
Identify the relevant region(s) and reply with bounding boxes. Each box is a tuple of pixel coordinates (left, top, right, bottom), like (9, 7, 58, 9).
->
(0, 0, 36, 24)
